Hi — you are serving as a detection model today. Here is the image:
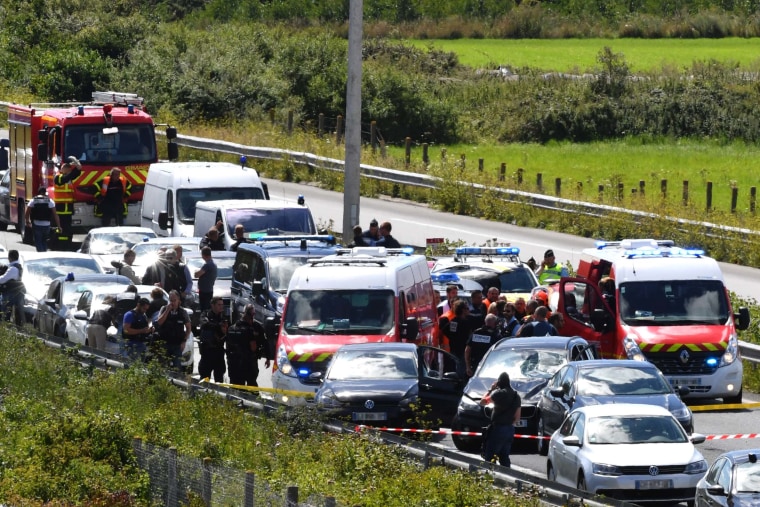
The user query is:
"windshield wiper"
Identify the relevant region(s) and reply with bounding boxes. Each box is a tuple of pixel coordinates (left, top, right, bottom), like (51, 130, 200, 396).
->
(288, 325, 337, 335)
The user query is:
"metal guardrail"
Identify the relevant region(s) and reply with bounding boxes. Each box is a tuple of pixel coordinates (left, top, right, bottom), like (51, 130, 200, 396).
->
(172, 133, 760, 365)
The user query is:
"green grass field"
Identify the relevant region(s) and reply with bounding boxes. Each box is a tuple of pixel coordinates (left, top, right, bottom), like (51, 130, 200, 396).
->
(406, 38, 760, 72)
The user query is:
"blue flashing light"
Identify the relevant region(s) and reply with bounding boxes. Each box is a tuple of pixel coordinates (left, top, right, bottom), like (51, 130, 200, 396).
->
(401, 246, 414, 255)
(142, 236, 150, 242)
(77, 105, 84, 115)
(65, 272, 75, 282)
(456, 247, 481, 255)
(705, 357, 719, 367)
(127, 104, 135, 114)
(432, 273, 460, 283)
(595, 240, 609, 249)
(239, 155, 248, 166)
(495, 246, 520, 256)
(297, 367, 311, 378)
(297, 194, 305, 205)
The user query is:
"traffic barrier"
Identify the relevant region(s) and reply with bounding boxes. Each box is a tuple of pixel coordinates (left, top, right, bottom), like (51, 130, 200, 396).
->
(199, 379, 315, 399)
(689, 401, 760, 412)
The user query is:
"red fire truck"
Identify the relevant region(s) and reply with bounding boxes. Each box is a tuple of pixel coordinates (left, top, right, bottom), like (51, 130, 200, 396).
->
(1, 91, 178, 240)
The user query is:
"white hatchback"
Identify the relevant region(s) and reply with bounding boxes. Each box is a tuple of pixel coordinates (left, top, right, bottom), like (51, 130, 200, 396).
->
(546, 403, 707, 506)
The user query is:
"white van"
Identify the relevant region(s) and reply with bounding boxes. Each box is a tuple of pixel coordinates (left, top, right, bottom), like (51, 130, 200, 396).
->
(194, 198, 317, 250)
(141, 159, 268, 237)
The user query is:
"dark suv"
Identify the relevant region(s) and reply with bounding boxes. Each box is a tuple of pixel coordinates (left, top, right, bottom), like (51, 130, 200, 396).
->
(230, 235, 338, 358)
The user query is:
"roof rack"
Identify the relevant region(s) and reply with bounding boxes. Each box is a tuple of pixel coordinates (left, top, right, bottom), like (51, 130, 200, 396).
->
(91, 91, 145, 107)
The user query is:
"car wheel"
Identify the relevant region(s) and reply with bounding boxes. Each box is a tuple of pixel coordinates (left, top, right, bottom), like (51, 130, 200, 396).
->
(577, 472, 587, 492)
(537, 414, 549, 456)
(547, 461, 556, 482)
(723, 388, 742, 404)
(450, 416, 482, 453)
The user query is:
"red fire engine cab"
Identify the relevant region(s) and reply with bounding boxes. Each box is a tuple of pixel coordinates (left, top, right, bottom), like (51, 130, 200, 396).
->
(1, 91, 178, 239)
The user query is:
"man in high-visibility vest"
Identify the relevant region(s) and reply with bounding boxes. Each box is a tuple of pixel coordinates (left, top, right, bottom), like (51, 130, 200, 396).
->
(94, 167, 132, 226)
(52, 156, 81, 250)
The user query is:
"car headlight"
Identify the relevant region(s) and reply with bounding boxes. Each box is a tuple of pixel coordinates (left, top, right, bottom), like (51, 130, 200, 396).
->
(399, 386, 419, 410)
(457, 394, 481, 414)
(592, 463, 623, 476)
(623, 336, 646, 361)
(720, 334, 739, 366)
(684, 460, 708, 475)
(316, 389, 342, 408)
(670, 405, 691, 420)
(276, 345, 296, 377)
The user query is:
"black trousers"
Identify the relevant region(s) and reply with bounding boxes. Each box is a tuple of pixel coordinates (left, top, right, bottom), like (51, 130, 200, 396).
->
(226, 352, 259, 386)
(198, 346, 226, 382)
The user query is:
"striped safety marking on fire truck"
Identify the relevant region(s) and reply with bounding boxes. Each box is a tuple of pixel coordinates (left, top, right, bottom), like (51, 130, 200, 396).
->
(638, 342, 726, 353)
(123, 166, 148, 184)
(287, 351, 332, 363)
(77, 170, 108, 187)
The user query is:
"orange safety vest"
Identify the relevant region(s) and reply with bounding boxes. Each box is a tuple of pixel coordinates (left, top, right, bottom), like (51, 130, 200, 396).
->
(436, 308, 454, 352)
(53, 172, 76, 214)
(95, 175, 131, 217)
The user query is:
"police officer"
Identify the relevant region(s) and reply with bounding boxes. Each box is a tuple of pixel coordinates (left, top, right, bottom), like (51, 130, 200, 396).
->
(198, 296, 228, 382)
(0, 250, 26, 325)
(225, 304, 270, 386)
(24, 187, 61, 252)
(52, 156, 82, 250)
(155, 290, 191, 370)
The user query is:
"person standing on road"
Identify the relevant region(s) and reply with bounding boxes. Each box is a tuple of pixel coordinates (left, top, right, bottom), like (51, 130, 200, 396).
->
(226, 304, 270, 387)
(95, 167, 131, 227)
(155, 290, 191, 371)
(480, 371, 522, 467)
(194, 246, 217, 311)
(52, 156, 82, 250)
(88, 297, 115, 352)
(535, 249, 569, 284)
(25, 187, 61, 252)
(198, 296, 228, 382)
(122, 297, 154, 362)
(0, 249, 26, 325)
(465, 313, 501, 377)
(111, 249, 141, 284)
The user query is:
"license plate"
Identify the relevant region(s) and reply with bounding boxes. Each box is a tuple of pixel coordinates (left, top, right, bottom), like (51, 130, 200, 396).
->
(515, 419, 527, 428)
(669, 377, 702, 387)
(353, 412, 387, 422)
(636, 479, 673, 490)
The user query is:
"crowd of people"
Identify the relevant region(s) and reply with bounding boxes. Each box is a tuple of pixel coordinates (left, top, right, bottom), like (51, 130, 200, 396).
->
(348, 218, 402, 248)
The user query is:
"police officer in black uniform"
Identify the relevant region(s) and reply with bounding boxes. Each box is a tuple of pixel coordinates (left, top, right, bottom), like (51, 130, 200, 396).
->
(225, 304, 270, 386)
(24, 187, 61, 252)
(0, 250, 26, 325)
(198, 296, 228, 382)
(155, 290, 191, 370)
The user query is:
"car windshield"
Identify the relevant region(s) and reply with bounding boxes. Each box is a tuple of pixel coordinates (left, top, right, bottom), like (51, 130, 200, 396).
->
(327, 349, 418, 381)
(176, 188, 266, 223)
(736, 461, 760, 493)
(25, 258, 102, 297)
(284, 290, 395, 335)
(64, 124, 156, 164)
(186, 256, 235, 280)
(62, 282, 130, 308)
(478, 348, 567, 380)
(586, 415, 687, 444)
(577, 366, 671, 396)
(268, 257, 311, 292)
(227, 208, 315, 236)
(88, 232, 156, 255)
(619, 280, 729, 325)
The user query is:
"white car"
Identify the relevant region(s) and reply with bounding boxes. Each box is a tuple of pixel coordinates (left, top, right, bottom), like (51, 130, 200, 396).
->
(121, 236, 202, 279)
(68, 284, 195, 373)
(78, 226, 157, 272)
(546, 403, 707, 506)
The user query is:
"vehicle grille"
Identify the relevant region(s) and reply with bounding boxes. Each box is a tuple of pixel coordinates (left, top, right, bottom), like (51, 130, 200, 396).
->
(618, 465, 686, 475)
(645, 349, 720, 375)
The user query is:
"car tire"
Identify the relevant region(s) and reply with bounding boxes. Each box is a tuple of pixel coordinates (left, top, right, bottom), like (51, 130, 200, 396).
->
(450, 416, 482, 453)
(537, 414, 549, 456)
(577, 472, 587, 492)
(723, 388, 742, 404)
(547, 461, 556, 482)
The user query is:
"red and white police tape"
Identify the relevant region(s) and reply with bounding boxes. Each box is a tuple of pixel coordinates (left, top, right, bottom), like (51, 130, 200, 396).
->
(354, 426, 760, 440)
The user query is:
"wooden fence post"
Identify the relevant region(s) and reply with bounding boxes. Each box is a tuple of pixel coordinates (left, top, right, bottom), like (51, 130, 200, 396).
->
(167, 447, 178, 507)
(269, 108, 275, 125)
(661, 179, 667, 198)
(598, 184, 605, 201)
(499, 163, 506, 182)
(202, 457, 212, 506)
(422, 143, 429, 165)
(244, 471, 255, 507)
(287, 110, 293, 135)
(617, 182, 624, 201)
(751, 187, 757, 214)
(536, 173, 543, 191)
(731, 187, 738, 213)
(370, 121, 377, 154)
(639, 180, 645, 196)
(517, 168, 523, 185)
(682, 180, 689, 205)
(555, 177, 561, 196)
(706, 181, 713, 211)
(478, 158, 484, 173)
(335, 115, 344, 145)
(404, 137, 411, 167)
(318, 113, 325, 137)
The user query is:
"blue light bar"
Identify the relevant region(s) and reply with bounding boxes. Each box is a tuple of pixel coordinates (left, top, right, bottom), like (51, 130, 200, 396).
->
(455, 246, 519, 256)
(705, 357, 718, 367)
(456, 247, 481, 255)
(432, 273, 460, 283)
(401, 246, 414, 255)
(297, 367, 311, 378)
(495, 246, 520, 256)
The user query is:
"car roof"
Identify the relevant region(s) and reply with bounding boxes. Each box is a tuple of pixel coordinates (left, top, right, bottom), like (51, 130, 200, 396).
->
(573, 403, 672, 418)
(137, 237, 202, 245)
(184, 250, 237, 259)
(87, 226, 157, 235)
(20, 251, 100, 261)
(716, 449, 760, 463)
(238, 237, 338, 258)
(336, 342, 418, 354)
(53, 273, 132, 283)
(573, 359, 656, 370)
(493, 336, 589, 350)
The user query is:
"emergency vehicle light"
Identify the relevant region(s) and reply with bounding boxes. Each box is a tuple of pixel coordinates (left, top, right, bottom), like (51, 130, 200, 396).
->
(297, 367, 311, 378)
(455, 246, 519, 256)
(705, 357, 718, 367)
(431, 273, 460, 284)
(77, 106, 84, 116)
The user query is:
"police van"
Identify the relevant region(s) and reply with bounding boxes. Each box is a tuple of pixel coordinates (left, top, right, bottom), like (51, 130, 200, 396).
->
(272, 247, 439, 397)
(430, 246, 539, 302)
(553, 238, 750, 404)
(141, 159, 268, 238)
(230, 235, 339, 359)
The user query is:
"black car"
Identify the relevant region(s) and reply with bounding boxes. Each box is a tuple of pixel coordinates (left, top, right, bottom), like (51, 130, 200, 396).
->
(535, 359, 694, 455)
(230, 235, 338, 358)
(695, 449, 760, 507)
(450, 335, 597, 453)
(314, 342, 466, 427)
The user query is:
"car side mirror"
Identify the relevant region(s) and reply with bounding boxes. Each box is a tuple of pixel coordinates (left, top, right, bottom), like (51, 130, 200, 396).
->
(401, 317, 419, 342)
(590, 308, 610, 332)
(158, 210, 170, 230)
(690, 433, 706, 445)
(549, 387, 565, 398)
(735, 307, 750, 330)
(706, 485, 726, 496)
(677, 386, 690, 398)
(562, 435, 581, 447)
(265, 316, 280, 339)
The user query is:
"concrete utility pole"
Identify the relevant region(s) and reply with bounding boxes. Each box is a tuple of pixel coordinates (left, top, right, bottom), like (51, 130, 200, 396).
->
(343, 0, 363, 242)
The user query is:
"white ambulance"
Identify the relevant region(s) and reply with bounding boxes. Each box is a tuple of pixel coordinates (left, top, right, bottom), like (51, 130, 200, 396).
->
(271, 247, 439, 398)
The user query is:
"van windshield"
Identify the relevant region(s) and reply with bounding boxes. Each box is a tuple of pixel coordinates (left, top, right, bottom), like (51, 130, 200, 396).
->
(619, 280, 729, 325)
(226, 208, 315, 236)
(268, 257, 311, 292)
(176, 189, 266, 223)
(284, 290, 394, 335)
(64, 124, 156, 164)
